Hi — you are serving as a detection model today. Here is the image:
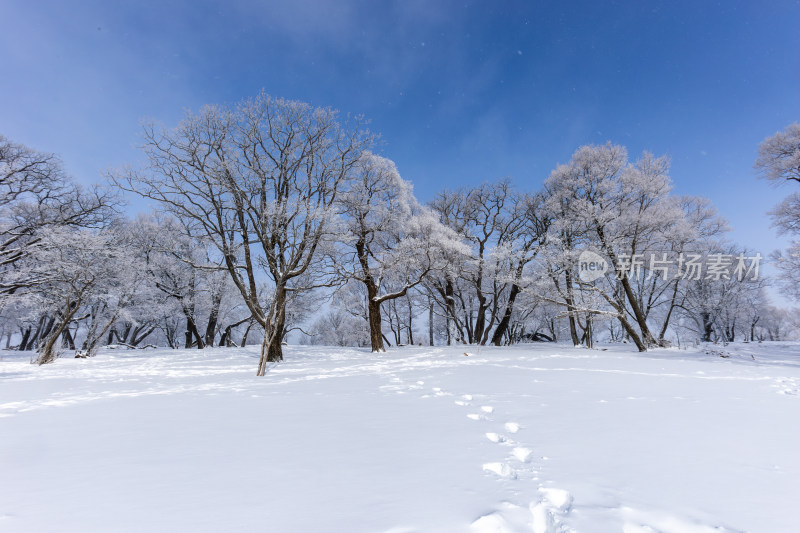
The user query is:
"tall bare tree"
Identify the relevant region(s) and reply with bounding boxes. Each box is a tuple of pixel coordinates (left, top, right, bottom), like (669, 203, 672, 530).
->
(114, 92, 373, 374)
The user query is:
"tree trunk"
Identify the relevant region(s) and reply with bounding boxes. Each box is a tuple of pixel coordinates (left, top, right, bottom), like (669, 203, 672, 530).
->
(62, 327, 76, 350)
(256, 330, 283, 375)
(619, 274, 658, 346)
(564, 275, 581, 346)
(406, 298, 414, 345)
(241, 319, 254, 347)
(120, 322, 132, 344)
(220, 327, 231, 347)
(368, 295, 385, 352)
(25, 315, 51, 351)
(18, 327, 31, 352)
(391, 303, 401, 345)
(130, 325, 156, 347)
(585, 315, 594, 349)
(83, 318, 117, 357)
(220, 315, 251, 347)
(595, 226, 658, 347)
(491, 283, 521, 346)
(567, 312, 580, 346)
(429, 296, 434, 346)
(183, 313, 204, 349)
(701, 312, 714, 342)
(36, 302, 80, 365)
(618, 315, 646, 352)
(444, 279, 458, 344)
(256, 286, 287, 376)
(355, 237, 387, 353)
(658, 279, 681, 341)
(473, 292, 487, 345)
(204, 290, 223, 347)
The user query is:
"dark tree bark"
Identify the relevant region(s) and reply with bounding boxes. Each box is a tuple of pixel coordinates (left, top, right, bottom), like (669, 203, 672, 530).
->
(219, 315, 252, 347)
(61, 327, 75, 350)
(368, 296, 384, 352)
(429, 296, 434, 346)
(701, 312, 714, 342)
(36, 301, 81, 365)
(257, 286, 287, 374)
(491, 283, 521, 346)
(203, 288, 223, 347)
(18, 326, 31, 352)
(183, 313, 204, 349)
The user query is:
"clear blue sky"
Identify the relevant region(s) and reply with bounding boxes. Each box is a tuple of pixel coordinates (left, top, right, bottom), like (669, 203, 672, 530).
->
(1, 0, 798, 256)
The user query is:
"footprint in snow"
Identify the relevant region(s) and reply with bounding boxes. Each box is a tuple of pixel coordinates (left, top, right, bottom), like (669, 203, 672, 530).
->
(512, 447, 533, 462)
(454, 400, 470, 406)
(485, 432, 507, 444)
(530, 488, 573, 533)
(482, 462, 516, 478)
(467, 413, 487, 421)
(504, 422, 520, 433)
(480, 405, 494, 413)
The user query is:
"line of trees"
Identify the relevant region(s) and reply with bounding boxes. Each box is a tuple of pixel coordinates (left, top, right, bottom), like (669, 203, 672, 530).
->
(1, 96, 796, 373)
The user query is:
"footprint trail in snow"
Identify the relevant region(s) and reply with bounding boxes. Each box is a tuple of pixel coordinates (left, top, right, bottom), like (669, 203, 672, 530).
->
(382, 371, 575, 532)
(446, 387, 575, 532)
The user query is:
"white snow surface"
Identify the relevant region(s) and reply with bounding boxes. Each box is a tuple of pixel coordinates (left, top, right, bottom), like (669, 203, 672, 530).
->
(1, 342, 799, 532)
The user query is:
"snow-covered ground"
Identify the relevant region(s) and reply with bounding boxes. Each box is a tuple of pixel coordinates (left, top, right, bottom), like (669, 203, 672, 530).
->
(1, 342, 798, 532)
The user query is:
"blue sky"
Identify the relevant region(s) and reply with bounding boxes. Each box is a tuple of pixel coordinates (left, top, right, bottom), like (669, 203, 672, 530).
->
(1, 0, 798, 257)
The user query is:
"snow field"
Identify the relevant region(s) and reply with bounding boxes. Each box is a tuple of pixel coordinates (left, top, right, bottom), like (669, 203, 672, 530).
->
(1, 342, 799, 532)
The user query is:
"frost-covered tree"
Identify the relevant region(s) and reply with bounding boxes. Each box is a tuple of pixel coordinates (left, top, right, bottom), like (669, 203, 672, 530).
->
(542, 144, 683, 350)
(756, 123, 800, 302)
(427, 181, 528, 345)
(0, 135, 116, 300)
(425, 181, 550, 347)
(336, 153, 464, 352)
(486, 192, 550, 345)
(755, 123, 800, 185)
(760, 306, 797, 341)
(535, 180, 587, 347)
(770, 245, 800, 302)
(307, 304, 368, 347)
(1, 220, 156, 360)
(114, 92, 373, 374)
(628, 196, 729, 343)
(673, 244, 766, 343)
(129, 214, 247, 349)
(68, 221, 159, 357)
(10, 228, 130, 364)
